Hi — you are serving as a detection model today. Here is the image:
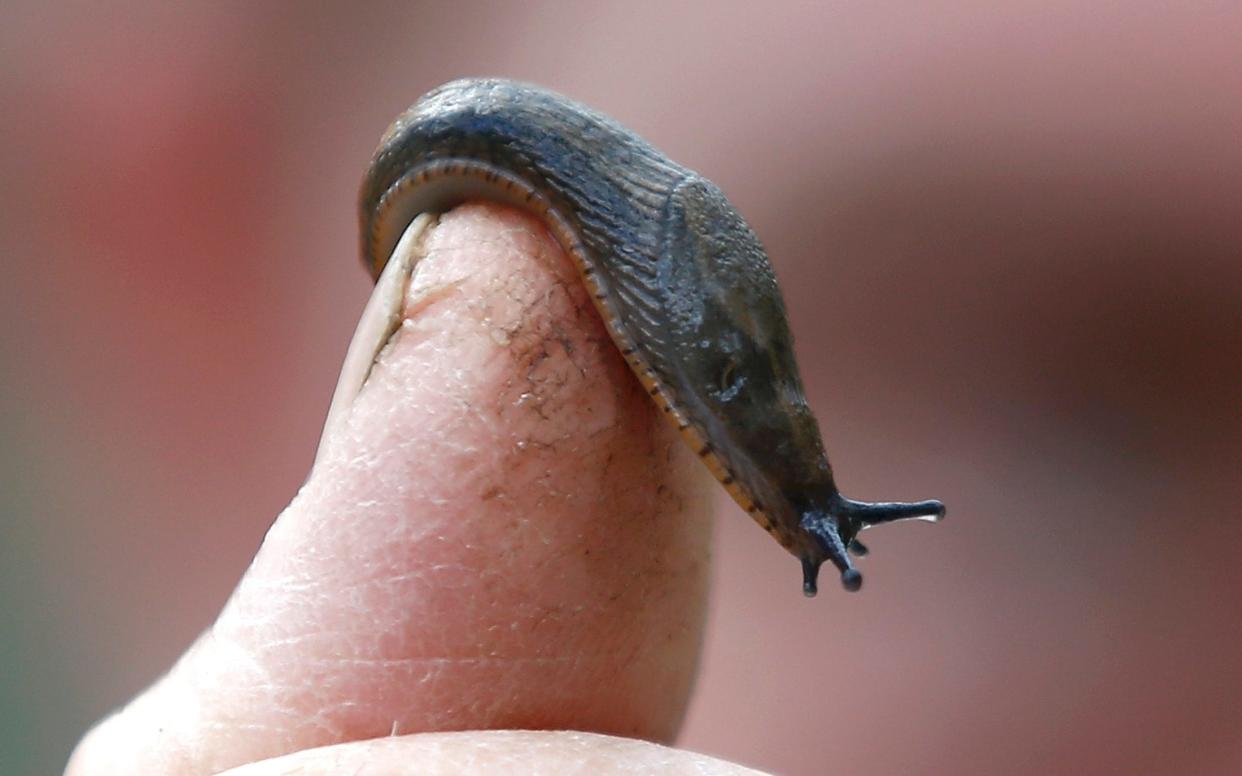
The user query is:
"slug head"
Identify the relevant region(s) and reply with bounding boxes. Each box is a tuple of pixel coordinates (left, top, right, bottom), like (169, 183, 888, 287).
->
(654, 176, 945, 594)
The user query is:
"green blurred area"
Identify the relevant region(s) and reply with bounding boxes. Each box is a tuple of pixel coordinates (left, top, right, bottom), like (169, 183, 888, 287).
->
(1, 392, 92, 772)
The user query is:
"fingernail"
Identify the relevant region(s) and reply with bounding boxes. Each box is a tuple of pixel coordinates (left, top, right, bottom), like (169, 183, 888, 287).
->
(313, 213, 433, 468)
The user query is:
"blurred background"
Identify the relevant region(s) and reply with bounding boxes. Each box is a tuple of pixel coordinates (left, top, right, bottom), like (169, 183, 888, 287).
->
(3, 2, 1240, 773)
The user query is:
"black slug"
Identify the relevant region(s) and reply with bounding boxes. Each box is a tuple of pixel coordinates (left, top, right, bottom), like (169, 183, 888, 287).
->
(359, 78, 944, 595)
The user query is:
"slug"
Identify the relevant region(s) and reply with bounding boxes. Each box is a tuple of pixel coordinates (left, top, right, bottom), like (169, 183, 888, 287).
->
(359, 78, 944, 595)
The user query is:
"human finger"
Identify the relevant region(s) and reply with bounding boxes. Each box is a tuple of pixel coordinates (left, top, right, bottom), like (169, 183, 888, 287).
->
(66, 204, 714, 775)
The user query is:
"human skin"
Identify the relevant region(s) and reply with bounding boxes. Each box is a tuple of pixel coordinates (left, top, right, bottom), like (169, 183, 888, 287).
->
(66, 204, 765, 774)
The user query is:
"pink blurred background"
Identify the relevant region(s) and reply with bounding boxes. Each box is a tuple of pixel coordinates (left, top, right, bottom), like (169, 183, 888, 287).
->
(3, 2, 1241, 773)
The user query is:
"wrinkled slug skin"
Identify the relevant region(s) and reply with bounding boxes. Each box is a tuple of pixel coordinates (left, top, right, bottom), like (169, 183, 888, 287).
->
(360, 79, 945, 594)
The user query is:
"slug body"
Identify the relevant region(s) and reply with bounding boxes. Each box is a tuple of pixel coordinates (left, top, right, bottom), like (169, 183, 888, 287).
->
(360, 79, 944, 594)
